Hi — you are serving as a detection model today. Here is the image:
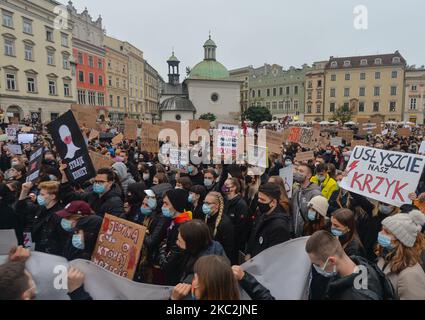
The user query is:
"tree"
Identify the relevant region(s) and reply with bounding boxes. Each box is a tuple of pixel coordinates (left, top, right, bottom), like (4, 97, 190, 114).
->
(243, 106, 272, 128)
(331, 105, 353, 124)
(199, 113, 216, 122)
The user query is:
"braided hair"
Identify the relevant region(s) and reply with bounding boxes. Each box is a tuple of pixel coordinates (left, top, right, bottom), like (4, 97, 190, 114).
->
(206, 191, 224, 237)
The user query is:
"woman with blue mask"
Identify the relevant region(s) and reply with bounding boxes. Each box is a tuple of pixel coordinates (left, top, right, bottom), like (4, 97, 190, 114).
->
(203, 169, 218, 191)
(189, 185, 207, 221)
(376, 211, 425, 300)
(304, 195, 330, 236)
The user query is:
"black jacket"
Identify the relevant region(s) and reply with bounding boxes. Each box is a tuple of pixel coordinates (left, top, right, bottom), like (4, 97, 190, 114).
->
(189, 171, 204, 186)
(126, 160, 141, 182)
(68, 286, 93, 300)
(343, 238, 366, 258)
(205, 212, 234, 261)
(240, 272, 275, 300)
(324, 256, 384, 300)
(247, 205, 291, 258)
(141, 211, 171, 259)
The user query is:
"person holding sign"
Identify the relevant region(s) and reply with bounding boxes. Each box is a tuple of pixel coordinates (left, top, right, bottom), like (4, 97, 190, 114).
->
(310, 163, 339, 201)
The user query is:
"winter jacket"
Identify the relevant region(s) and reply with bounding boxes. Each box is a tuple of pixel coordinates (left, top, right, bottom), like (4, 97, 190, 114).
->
(310, 174, 339, 201)
(68, 286, 93, 300)
(378, 257, 425, 300)
(247, 205, 291, 258)
(205, 212, 235, 261)
(189, 171, 204, 186)
(240, 272, 275, 300)
(292, 183, 322, 238)
(342, 238, 366, 258)
(112, 162, 136, 195)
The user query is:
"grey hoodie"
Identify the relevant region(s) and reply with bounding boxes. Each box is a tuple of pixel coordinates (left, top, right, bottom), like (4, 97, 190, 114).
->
(112, 162, 135, 195)
(292, 182, 322, 238)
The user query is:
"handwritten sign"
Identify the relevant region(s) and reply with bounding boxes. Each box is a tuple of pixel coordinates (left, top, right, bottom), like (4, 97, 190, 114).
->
(217, 123, 239, 157)
(397, 128, 411, 137)
(266, 130, 284, 154)
(89, 151, 114, 172)
(295, 151, 315, 163)
(351, 140, 367, 148)
(112, 133, 124, 146)
(26, 146, 44, 183)
(340, 146, 425, 207)
(338, 130, 354, 143)
(279, 166, 294, 198)
(331, 137, 343, 147)
(124, 119, 139, 140)
(92, 214, 146, 280)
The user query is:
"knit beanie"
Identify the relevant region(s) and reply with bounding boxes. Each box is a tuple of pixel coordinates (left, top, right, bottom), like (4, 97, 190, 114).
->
(382, 210, 425, 248)
(308, 195, 329, 218)
(165, 189, 189, 213)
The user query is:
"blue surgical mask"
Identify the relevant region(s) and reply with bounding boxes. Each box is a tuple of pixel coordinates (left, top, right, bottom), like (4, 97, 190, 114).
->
(378, 232, 394, 250)
(204, 179, 213, 187)
(202, 204, 212, 217)
(313, 257, 337, 278)
(37, 195, 47, 207)
(379, 205, 393, 215)
(317, 175, 326, 183)
(147, 198, 157, 210)
(61, 219, 73, 232)
(72, 234, 84, 250)
(93, 183, 106, 194)
(308, 210, 317, 221)
(285, 161, 292, 167)
(140, 207, 152, 216)
(162, 207, 173, 218)
(188, 167, 194, 174)
(188, 194, 194, 204)
(331, 228, 344, 238)
(49, 175, 58, 181)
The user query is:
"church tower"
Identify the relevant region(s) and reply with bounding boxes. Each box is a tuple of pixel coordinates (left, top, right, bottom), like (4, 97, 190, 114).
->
(167, 51, 180, 85)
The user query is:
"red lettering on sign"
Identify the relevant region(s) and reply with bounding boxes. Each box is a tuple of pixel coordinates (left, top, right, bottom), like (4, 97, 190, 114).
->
(392, 181, 408, 202)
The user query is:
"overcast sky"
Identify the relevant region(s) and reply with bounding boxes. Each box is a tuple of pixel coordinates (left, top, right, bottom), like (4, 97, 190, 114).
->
(71, 0, 425, 79)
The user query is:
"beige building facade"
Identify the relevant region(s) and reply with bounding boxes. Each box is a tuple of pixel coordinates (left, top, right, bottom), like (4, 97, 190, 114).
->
(304, 61, 327, 122)
(0, 0, 75, 123)
(144, 60, 160, 122)
(404, 68, 425, 124)
(229, 66, 252, 113)
(123, 41, 144, 120)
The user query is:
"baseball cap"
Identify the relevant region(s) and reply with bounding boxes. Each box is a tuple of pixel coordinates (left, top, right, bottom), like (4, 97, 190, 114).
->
(56, 201, 93, 218)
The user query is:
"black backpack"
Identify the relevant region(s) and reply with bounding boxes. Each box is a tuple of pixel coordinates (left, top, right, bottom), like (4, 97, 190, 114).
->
(362, 260, 398, 300)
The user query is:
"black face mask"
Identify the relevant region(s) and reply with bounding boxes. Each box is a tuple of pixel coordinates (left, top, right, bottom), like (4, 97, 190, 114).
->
(258, 202, 272, 214)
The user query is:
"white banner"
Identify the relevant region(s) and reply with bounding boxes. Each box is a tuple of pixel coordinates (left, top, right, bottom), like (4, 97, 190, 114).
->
(279, 166, 294, 198)
(340, 146, 425, 207)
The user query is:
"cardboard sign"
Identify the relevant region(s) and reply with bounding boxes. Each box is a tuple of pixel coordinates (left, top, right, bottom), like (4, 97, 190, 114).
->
(266, 130, 284, 154)
(338, 130, 354, 143)
(20, 126, 32, 133)
(397, 128, 411, 137)
(351, 140, 367, 148)
(299, 128, 314, 148)
(6, 126, 17, 140)
(18, 134, 35, 144)
(142, 123, 162, 142)
(7, 144, 22, 155)
(358, 119, 381, 135)
(47, 110, 96, 184)
(89, 151, 114, 172)
(124, 118, 139, 140)
(169, 148, 189, 169)
(26, 146, 44, 183)
(111, 133, 124, 146)
(189, 120, 210, 133)
(71, 105, 98, 128)
(279, 166, 294, 198)
(91, 214, 146, 280)
(88, 129, 100, 141)
(340, 146, 425, 207)
(331, 137, 343, 147)
(295, 151, 315, 163)
(287, 127, 302, 144)
(141, 140, 159, 153)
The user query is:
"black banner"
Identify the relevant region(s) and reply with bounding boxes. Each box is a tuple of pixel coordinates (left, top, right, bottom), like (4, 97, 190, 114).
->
(26, 146, 44, 183)
(46, 110, 96, 184)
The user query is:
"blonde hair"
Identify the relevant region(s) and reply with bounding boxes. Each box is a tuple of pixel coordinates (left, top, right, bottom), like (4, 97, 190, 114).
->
(206, 192, 224, 237)
(38, 181, 60, 199)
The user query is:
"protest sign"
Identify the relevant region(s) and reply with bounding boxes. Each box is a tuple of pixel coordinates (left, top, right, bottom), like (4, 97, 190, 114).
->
(89, 151, 114, 172)
(338, 129, 354, 143)
(20, 126, 32, 133)
(189, 120, 210, 133)
(279, 166, 294, 198)
(142, 123, 162, 141)
(7, 144, 22, 155)
(112, 133, 124, 146)
(124, 118, 139, 140)
(91, 214, 146, 280)
(266, 130, 284, 154)
(47, 110, 96, 184)
(247, 145, 268, 169)
(141, 140, 160, 153)
(330, 137, 343, 147)
(419, 141, 425, 154)
(340, 146, 425, 207)
(216, 123, 240, 157)
(350, 140, 367, 148)
(358, 119, 381, 135)
(88, 129, 99, 141)
(26, 146, 44, 183)
(71, 105, 98, 128)
(0, 230, 18, 255)
(169, 148, 189, 169)
(397, 128, 411, 137)
(0, 134, 8, 142)
(299, 128, 314, 148)
(18, 134, 34, 144)
(287, 127, 302, 144)
(6, 126, 17, 141)
(295, 151, 315, 163)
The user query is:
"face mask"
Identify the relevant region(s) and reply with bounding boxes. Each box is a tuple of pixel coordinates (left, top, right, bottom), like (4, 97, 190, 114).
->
(72, 234, 85, 250)
(11, 161, 19, 167)
(308, 210, 317, 221)
(294, 173, 306, 184)
(317, 175, 326, 183)
(326, 150, 332, 155)
(202, 204, 212, 217)
(222, 186, 230, 194)
(188, 167, 194, 174)
(379, 205, 393, 215)
(344, 157, 350, 162)
(285, 161, 292, 167)
(37, 195, 47, 207)
(49, 175, 58, 181)
(204, 179, 213, 187)
(313, 257, 337, 278)
(143, 174, 150, 181)
(147, 198, 157, 210)
(188, 194, 194, 204)
(93, 183, 106, 194)
(140, 207, 152, 216)
(162, 207, 173, 218)
(258, 202, 272, 214)
(378, 232, 394, 250)
(61, 219, 73, 232)
(331, 228, 344, 238)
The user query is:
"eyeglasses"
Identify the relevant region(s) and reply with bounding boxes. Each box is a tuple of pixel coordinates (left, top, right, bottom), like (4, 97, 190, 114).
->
(94, 180, 108, 184)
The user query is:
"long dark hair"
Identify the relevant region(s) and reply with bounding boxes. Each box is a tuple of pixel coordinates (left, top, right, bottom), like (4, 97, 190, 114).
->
(179, 220, 212, 256)
(332, 208, 364, 251)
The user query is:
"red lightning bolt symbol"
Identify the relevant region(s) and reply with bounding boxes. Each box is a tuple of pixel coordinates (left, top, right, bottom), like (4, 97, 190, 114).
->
(346, 160, 359, 175)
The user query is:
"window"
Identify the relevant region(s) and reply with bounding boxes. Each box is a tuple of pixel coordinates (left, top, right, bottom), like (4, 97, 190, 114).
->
(64, 83, 70, 97)
(279, 101, 284, 109)
(78, 52, 83, 65)
(410, 98, 417, 110)
(46, 27, 54, 42)
(392, 57, 401, 64)
(98, 93, 105, 106)
(316, 103, 322, 114)
(108, 76, 112, 86)
(78, 90, 86, 104)
(211, 93, 219, 102)
(307, 91, 312, 100)
(373, 102, 380, 112)
(61, 33, 68, 47)
(48, 80, 56, 95)
(345, 73, 351, 81)
(98, 59, 103, 69)
(88, 56, 94, 68)
(343, 60, 351, 67)
(266, 102, 270, 110)
(375, 58, 382, 65)
(286, 87, 290, 95)
(23, 19, 33, 34)
(24, 44, 33, 61)
(294, 86, 298, 95)
(123, 80, 126, 89)
(294, 100, 299, 110)
(359, 102, 365, 112)
(330, 61, 338, 68)
(98, 76, 103, 86)
(89, 73, 94, 85)
(88, 91, 96, 105)
(27, 77, 35, 93)
(412, 85, 417, 91)
(392, 71, 398, 78)
(331, 74, 336, 81)
(308, 81, 313, 89)
(117, 96, 121, 108)
(359, 87, 365, 97)
(330, 102, 336, 113)
(360, 59, 368, 66)
(389, 102, 396, 112)
(317, 90, 322, 100)
(318, 80, 322, 88)
(343, 103, 349, 111)
(2, 10, 13, 28)
(6, 73, 16, 90)
(307, 103, 312, 114)
(257, 90, 261, 97)
(252, 90, 255, 98)
(375, 72, 381, 80)
(272, 102, 277, 110)
(374, 87, 380, 96)
(273, 88, 277, 97)
(285, 100, 291, 110)
(62, 54, 69, 69)
(330, 88, 336, 98)
(108, 60, 111, 68)
(79, 71, 84, 83)
(267, 89, 270, 97)
(391, 86, 397, 96)
(344, 88, 350, 97)
(47, 50, 55, 65)
(4, 38, 15, 56)
(109, 95, 113, 107)
(360, 73, 366, 80)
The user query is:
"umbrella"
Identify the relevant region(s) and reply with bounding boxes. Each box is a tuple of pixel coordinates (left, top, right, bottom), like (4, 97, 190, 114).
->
(320, 121, 330, 125)
(344, 121, 356, 125)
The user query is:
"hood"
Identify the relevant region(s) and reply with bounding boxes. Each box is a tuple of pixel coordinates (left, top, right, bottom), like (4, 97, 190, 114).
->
(112, 162, 128, 180)
(202, 240, 225, 257)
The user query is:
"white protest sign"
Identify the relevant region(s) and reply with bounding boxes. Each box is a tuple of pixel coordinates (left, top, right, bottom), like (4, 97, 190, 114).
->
(340, 146, 425, 207)
(217, 123, 239, 157)
(419, 141, 425, 155)
(247, 145, 268, 169)
(279, 166, 294, 198)
(18, 134, 34, 144)
(6, 126, 17, 141)
(331, 137, 343, 147)
(169, 148, 189, 169)
(7, 144, 22, 155)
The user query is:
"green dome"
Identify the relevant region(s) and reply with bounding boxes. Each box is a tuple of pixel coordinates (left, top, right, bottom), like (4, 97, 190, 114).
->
(189, 60, 229, 80)
(204, 38, 217, 47)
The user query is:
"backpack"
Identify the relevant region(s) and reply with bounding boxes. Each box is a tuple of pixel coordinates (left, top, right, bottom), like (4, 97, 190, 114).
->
(361, 260, 398, 300)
